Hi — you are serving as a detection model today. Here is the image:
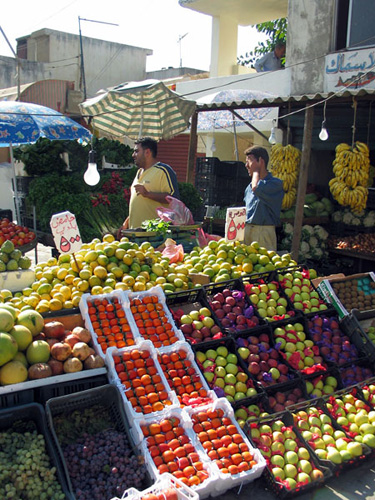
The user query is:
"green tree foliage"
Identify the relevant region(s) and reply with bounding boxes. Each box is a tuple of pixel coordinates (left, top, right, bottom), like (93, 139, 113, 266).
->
(237, 18, 287, 68)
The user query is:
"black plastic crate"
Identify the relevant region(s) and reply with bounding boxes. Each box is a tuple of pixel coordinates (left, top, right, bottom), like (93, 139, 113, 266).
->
(0, 208, 12, 221)
(0, 403, 72, 499)
(166, 287, 228, 347)
(244, 410, 332, 498)
(233, 325, 302, 392)
(192, 335, 263, 403)
(203, 278, 266, 333)
(289, 398, 371, 475)
(336, 358, 375, 387)
(306, 310, 367, 367)
(263, 377, 309, 412)
(0, 387, 35, 409)
(35, 373, 109, 405)
(302, 365, 343, 399)
(45, 385, 151, 499)
(268, 315, 332, 376)
(340, 314, 375, 364)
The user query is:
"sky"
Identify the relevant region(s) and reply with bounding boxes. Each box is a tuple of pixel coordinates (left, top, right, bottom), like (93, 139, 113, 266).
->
(0, 0, 265, 72)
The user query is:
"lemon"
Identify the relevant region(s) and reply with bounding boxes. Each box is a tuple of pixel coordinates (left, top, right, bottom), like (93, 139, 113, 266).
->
(56, 268, 68, 280)
(155, 277, 166, 285)
(242, 262, 253, 274)
(22, 287, 33, 297)
(58, 254, 71, 264)
(77, 280, 90, 292)
(203, 267, 215, 279)
(79, 268, 92, 280)
(102, 233, 115, 243)
(49, 299, 63, 311)
(97, 255, 109, 267)
(60, 286, 72, 300)
(63, 300, 74, 309)
(133, 282, 146, 292)
(94, 266, 108, 280)
(84, 250, 98, 263)
(115, 282, 129, 291)
(122, 275, 135, 287)
(36, 300, 50, 313)
(37, 283, 52, 295)
(91, 286, 103, 295)
(72, 295, 82, 307)
(89, 275, 101, 288)
(131, 263, 141, 274)
(258, 255, 270, 266)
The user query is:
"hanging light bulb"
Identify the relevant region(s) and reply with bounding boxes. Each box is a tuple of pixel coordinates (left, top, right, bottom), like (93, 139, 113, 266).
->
(319, 101, 329, 141)
(319, 120, 329, 141)
(268, 124, 277, 145)
(84, 150, 100, 186)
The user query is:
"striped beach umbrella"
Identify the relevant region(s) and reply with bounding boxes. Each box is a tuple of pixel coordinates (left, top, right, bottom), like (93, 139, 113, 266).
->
(80, 79, 196, 141)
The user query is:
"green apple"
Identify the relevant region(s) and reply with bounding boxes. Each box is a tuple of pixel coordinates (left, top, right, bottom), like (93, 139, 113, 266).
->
(214, 366, 226, 378)
(199, 307, 211, 317)
(202, 317, 214, 328)
(195, 351, 206, 363)
(238, 347, 250, 360)
(224, 373, 237, 385)
(327, 447, 342, 464)
(224, 385, 236, 397)
(272, 467, 285, 480)
(205, 349, 218, 360)
(181, 314, 193, 324)
(246, 387, 257, 398)
(203, 360, 214, 369)
(189, 310, 199, 320)
(297, 448, 310, 460)
(284, 463, 297, 478)
(216, 346, 228, 357)
(204, 371, 214, 383)
(234, 408, 248, 421)
(271, 455, 285, 468)
(215, 355, 227, 367)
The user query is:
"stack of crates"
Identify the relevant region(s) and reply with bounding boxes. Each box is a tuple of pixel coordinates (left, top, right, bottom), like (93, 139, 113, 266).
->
(195, 157, 249, 207)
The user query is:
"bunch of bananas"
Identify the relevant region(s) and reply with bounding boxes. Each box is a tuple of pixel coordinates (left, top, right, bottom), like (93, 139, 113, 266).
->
(269, 143, 301, 209)
(329, 141, 370, 213)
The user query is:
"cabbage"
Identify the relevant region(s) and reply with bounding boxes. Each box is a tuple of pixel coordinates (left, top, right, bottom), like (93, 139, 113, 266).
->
(321, 197, 334, 214)
(310, 201, 325, 214)
(305, 193, 318, 204)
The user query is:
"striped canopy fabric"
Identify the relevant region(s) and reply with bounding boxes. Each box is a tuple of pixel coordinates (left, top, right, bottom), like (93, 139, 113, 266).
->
(79, 80, 196, 141)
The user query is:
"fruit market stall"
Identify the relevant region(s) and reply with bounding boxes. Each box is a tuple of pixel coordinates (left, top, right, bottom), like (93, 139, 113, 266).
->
(3, 234, 375, 499)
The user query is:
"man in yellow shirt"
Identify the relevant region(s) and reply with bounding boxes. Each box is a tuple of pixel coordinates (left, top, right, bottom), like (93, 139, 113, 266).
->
(119, 137, 180, 231)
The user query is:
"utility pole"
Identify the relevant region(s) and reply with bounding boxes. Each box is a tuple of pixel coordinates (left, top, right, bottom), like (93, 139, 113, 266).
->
(78, 17, 119, 101)
(0, 26, 21, 99)
(178, 33, 188, 68)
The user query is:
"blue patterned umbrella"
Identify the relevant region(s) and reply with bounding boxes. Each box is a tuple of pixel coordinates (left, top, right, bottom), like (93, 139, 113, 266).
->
(0, 101, 92, 223)
(0, 101, 92, 147)
(197, 89, 274, 130)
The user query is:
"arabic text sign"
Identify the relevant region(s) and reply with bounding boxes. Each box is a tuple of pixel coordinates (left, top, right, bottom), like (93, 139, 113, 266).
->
(225, 207, 246, 242)
(50, 211, 82, 254)
(325, 48, 375, 91)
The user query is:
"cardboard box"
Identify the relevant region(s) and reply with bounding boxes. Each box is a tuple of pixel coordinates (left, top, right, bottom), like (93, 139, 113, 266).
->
(188, 273, 210, 285)
(317, 272, 375, 319)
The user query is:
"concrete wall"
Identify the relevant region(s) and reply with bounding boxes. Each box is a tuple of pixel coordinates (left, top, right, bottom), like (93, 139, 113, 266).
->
(1, 29, 152, 100)
(287, 0, 336, 95)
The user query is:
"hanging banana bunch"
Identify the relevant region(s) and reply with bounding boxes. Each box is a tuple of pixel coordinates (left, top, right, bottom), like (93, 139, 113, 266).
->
(329, 141, 370, 213)
(269, 143, 301, 209)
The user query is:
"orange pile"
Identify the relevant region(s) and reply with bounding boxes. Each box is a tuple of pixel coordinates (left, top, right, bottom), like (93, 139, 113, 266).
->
(141, 416, 210, 487)
(191, 407, 257, 475)
(87, 297, 135, 353)
(130, 295, 179, 348)
(113, 348, 174, 414)
(158, 349, 211, 407)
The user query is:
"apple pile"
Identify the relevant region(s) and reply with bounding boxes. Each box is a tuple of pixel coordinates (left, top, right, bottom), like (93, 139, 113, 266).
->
(272, 322, 325, 372)
(244, 281, 294, 322)
(140, 415, 211, 488)
(305, 374, 339, 398)
(130, 295, 180, 348)
(248, 419, 325, 490)
(325, 392, 375, 448)
(0, 217, 36, 247)
(360, 381, 375, 407)
(157, 349, 213, 407)
(341, 364, 373, 387)
(268, 387, 306, 413)
(206, 287, 260, 333)
(190, 405, 260, 476)
(235, 333, 297, 388)
(234, 402, 270, 429)
(308, 314, 360, 365)
(86, 296, 136, 355)
(170, 305, 223, 345)
(110, 347, 175, 415)
(277, 270, 328, 314)
(195, 345, 258, 403)
(293, 405, 368, 465)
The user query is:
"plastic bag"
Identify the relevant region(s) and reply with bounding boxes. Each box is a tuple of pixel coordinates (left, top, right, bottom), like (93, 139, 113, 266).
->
(197, 228, 221, 247)
(157, 196, 194, 225)
(162, 238, 184, 263)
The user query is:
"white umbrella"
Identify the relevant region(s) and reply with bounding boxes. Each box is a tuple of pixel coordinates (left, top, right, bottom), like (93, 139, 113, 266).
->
(79, 79, 196, 141)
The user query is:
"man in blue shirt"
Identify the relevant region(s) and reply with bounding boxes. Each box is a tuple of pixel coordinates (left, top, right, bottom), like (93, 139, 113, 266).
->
(254, 41, 286, 72)
(244, 146, 284, 251)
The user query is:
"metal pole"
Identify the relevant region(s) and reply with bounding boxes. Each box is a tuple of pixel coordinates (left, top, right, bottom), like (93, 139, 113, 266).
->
(0, 26, 21, 99)
(78, 17, 87, 101)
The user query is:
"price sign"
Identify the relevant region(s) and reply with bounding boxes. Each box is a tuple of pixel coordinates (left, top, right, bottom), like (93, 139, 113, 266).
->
(50, 211, 82, 254)
(225, 207, 246, 242)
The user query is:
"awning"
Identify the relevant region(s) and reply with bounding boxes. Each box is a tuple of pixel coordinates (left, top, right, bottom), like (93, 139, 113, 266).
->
(196, 88, 375, 112)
